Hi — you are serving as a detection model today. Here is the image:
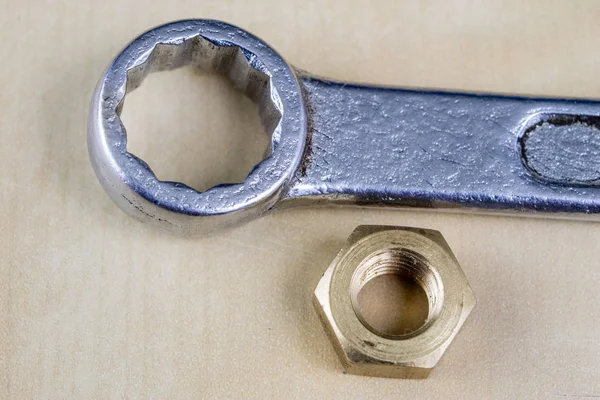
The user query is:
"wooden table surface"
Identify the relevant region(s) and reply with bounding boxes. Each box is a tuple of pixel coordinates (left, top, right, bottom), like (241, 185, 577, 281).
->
(2, 1, 600, 398)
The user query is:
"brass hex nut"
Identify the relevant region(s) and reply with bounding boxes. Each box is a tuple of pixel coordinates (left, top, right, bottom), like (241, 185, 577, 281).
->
(313, 225, 476, 379)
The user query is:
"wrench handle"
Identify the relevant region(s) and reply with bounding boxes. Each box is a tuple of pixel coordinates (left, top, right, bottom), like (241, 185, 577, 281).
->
(283, 76, 600, 217)
(90, 20, 600, 235)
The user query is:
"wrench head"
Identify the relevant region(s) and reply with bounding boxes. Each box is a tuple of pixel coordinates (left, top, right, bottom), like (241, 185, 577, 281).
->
(88, 20, 307, 235)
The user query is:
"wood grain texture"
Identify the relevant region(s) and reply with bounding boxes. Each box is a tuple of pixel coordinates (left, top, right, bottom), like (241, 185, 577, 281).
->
(2, 0, 600, 398)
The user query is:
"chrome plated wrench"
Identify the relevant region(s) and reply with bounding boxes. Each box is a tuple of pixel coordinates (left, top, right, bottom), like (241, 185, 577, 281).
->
(88, 20, 600, 235)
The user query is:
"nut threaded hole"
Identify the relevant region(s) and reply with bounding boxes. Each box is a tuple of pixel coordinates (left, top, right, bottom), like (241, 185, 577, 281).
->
(350, 248, 444, 340)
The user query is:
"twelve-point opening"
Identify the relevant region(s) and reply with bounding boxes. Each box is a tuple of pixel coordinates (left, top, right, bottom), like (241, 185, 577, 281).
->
(118, 36, 283, 192)
(350, 248, 444, 340)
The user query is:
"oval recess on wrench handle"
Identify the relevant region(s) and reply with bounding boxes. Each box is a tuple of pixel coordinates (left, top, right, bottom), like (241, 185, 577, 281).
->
(88, 19, 600, 235)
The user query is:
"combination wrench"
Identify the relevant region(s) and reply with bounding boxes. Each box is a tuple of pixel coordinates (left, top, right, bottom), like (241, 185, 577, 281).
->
(88, 20, 600, 235)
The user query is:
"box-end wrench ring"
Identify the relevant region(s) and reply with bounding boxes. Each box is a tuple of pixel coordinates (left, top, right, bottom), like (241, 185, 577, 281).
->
(88, 20, 600, 235)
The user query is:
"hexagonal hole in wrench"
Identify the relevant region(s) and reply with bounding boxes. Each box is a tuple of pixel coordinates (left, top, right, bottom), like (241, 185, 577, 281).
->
(119, 38, 282, 192)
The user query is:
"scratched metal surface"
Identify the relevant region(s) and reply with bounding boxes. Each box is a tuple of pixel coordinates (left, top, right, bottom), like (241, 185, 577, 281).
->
(522, 120, 600, 184)
(90, 20, 600, 235)
(6, 1, 600, 398)
(88, 20, 307, 235)
(285, 77, 600, 214)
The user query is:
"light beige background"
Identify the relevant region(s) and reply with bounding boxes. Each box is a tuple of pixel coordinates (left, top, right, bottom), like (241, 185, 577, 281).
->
(2, 1, 600, 399)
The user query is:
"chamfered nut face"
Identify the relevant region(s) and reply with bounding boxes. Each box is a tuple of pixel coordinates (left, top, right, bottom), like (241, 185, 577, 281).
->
(313, 225, 476, 379)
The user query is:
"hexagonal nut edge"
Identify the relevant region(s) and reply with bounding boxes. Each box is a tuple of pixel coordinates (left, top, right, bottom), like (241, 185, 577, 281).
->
(313, 225, 476, 379)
